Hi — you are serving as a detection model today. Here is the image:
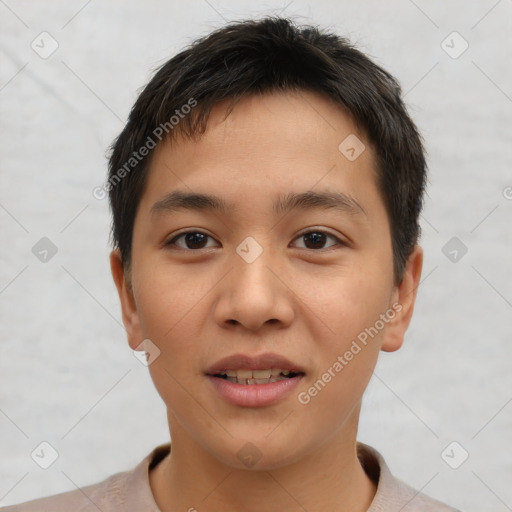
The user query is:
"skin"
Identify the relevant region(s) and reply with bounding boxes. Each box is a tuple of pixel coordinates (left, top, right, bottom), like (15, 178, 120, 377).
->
(110, 90, 423, 512)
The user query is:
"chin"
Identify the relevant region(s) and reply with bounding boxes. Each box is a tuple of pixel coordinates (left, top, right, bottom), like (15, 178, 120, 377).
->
(205, 432, 313, 472)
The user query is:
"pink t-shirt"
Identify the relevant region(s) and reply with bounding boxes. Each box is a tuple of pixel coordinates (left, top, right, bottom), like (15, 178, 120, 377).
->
(0, 443, 461, 511)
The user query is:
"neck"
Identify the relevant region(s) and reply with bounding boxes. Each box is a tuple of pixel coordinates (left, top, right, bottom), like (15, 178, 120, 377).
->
(150, 410, 376, 512)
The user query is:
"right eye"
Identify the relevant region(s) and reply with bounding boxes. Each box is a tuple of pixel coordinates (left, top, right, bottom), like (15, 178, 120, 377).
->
(165, 231, 220, 250)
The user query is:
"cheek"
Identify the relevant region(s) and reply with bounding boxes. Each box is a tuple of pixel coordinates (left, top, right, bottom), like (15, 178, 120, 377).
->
(134, 263, 211, 340)
(132, 267, 210, 392)
(140, 310, 206, 423)
(291, 261, 393, 343)
(295, 310, 384, 434)
(292, 259, 394, 411)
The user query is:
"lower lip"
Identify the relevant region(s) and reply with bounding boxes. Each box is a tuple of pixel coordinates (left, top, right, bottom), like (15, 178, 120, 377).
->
(207, 375, 304, 408)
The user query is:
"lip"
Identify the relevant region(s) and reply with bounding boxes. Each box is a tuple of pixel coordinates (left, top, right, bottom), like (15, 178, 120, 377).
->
(205, 352, 305, 375)
(207, 374, 303, 408)
(205, 352, 306, 408)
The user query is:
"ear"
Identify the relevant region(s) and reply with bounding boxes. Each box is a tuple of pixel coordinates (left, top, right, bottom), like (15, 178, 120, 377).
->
(110, 249, 143, 350)
(381, 245, 423, 352)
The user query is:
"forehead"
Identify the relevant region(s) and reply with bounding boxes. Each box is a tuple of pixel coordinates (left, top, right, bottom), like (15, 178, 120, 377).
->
(139, 91, 381, 218)
(168, 91, 369, 163)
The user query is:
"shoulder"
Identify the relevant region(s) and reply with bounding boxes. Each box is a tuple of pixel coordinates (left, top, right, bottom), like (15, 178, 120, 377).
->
(357, 443, 462, 512)
(0, 445, 169, 512)
(0, 471, 127, 512)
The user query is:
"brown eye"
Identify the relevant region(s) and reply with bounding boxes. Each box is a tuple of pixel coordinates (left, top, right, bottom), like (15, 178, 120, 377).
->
(166, 231, 218, 250)
(292, 230, 343, 250)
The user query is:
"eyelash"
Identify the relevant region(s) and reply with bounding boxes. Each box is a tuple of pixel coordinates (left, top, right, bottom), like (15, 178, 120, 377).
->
(165, 229, 347, 251)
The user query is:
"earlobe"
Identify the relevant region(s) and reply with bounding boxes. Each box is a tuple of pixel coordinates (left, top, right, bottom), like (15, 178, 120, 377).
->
(381, 245, 423, 352)
(109, 249, 143, 350)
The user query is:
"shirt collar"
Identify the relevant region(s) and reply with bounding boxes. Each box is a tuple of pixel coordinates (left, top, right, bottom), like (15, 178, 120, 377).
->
(127, 442, 412, 511)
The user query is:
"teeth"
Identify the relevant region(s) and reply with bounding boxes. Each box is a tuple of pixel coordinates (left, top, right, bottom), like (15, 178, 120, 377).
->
(218, 369, 294, 378)
(216, 368, 299, 385)
(253, 369, 271, 379)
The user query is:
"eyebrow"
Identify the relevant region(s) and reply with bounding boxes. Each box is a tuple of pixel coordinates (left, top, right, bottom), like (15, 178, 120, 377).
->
(150, 189, 367, 218)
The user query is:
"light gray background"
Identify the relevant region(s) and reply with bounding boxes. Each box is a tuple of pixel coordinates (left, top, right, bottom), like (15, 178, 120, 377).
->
(1, 1, 511, 510)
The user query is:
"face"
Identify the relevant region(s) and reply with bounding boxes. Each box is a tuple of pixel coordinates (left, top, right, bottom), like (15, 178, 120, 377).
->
(111, 91, 422, 470)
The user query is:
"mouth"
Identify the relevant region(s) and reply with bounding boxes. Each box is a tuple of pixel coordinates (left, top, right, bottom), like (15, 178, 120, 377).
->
(212, 368, 304, 385)
(205, 352, 306, 381)
(205, 353, 306, 407)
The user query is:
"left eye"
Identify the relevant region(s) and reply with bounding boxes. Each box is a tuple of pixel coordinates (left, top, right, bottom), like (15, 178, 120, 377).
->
(165, 230, 343, 251)
(291, 231, 343, 250)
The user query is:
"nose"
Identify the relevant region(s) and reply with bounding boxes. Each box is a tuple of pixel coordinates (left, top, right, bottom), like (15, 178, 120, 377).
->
(213, 248, 295, 332)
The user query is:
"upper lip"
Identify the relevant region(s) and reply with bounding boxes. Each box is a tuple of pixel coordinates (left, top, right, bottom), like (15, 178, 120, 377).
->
(206, 353, 305, 375)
